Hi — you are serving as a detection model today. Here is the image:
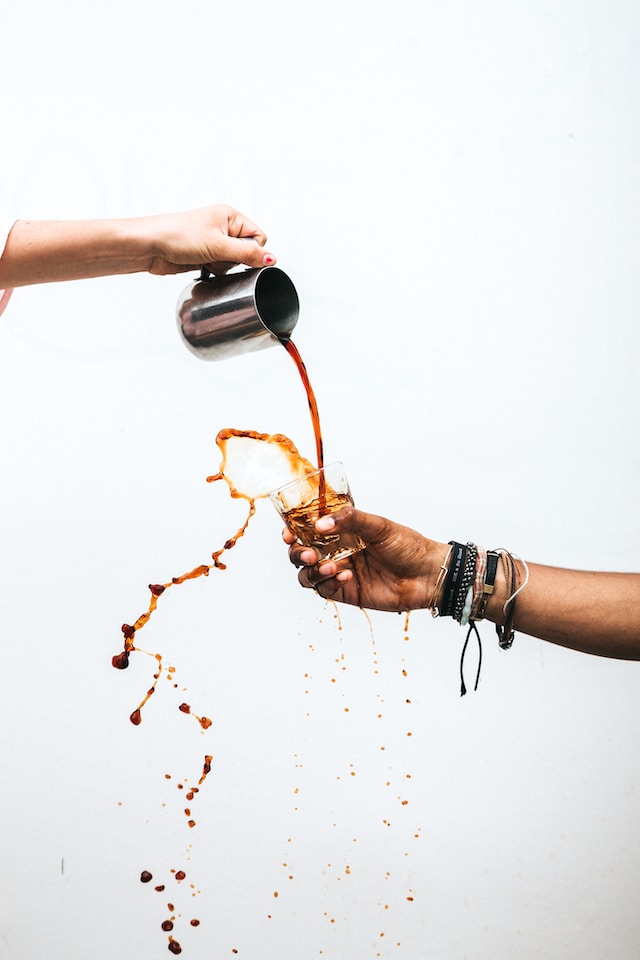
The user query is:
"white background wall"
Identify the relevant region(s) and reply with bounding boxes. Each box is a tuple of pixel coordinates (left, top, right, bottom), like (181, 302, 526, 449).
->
(1, 2, 639, 958)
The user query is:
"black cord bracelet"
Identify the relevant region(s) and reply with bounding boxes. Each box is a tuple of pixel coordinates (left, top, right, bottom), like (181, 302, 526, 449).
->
(439, 542, 467, 618)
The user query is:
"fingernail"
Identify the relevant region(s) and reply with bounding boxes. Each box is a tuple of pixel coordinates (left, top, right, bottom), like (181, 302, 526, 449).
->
(316, 516, 335, 532)
(263, 254, 275, 265)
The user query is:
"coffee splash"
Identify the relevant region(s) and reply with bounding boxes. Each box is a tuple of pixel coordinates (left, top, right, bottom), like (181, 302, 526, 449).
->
(113, 326, 326, 712)
(112, 427, 316, 722)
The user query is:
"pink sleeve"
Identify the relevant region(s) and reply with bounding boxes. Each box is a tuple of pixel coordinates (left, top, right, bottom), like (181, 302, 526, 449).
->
(0, 217, 16, 317)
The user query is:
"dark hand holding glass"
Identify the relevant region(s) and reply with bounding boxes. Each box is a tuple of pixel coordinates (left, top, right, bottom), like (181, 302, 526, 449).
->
(283, 506, 640, 661)
(284, 506, 442, 614)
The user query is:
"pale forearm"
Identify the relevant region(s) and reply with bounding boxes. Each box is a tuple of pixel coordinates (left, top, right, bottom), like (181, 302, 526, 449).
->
(0, 218, 158, 286)
(0, 205, 275, 288)
(0, 218, 152, 287)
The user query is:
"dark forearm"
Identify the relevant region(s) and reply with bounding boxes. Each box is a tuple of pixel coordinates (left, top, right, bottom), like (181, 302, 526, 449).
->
(483, 560, 640, 660)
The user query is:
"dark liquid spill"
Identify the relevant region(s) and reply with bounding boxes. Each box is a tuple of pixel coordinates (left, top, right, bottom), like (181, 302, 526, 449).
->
(111, 504, 255, 724)
(117, 337, 326, 956)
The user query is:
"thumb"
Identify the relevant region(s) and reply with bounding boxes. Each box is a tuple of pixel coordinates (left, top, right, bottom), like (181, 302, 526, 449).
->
(207, 236, 276, 270)
(322, 506, 393, 545)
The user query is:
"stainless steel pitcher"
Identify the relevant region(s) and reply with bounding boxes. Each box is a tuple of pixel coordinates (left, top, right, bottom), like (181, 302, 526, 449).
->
(176, 266, 299, 362)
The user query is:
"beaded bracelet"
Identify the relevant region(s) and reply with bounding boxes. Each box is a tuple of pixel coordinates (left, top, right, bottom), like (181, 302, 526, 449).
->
(453, 543, 477, 624)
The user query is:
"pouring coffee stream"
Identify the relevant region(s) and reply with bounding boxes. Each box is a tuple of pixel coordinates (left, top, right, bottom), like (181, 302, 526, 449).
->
(113, 267, 328, 711)
(177, 264, 325, 472)
(281, 337, 325, 473)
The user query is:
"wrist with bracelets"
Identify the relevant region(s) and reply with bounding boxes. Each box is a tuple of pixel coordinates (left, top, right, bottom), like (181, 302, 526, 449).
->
(428, 540, 529, 695)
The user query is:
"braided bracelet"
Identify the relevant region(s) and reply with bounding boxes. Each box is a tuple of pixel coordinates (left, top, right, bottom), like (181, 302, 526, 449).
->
(493, 549, 529, 650)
